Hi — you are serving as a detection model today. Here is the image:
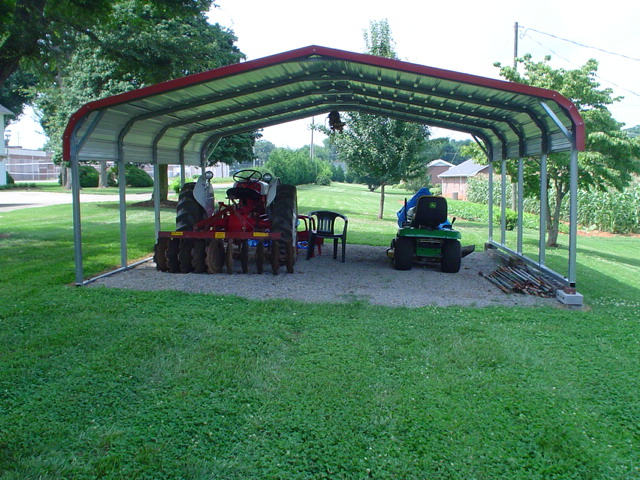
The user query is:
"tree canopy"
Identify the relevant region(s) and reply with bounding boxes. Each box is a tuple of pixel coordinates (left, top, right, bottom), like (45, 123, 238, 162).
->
(494, 54, 640, 246)
(330, 19, 430, 218)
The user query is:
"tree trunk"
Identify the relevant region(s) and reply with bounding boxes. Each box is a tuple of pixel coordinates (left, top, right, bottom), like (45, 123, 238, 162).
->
(65, 167, 72, 190)
(378, 183, 386, 219)
(99, 162, 109, 188)
(151, 164, 170, 202)
(546, 189, 567, 247)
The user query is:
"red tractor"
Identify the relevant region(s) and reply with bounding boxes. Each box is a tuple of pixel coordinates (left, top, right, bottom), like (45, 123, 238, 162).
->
(154, 169, 298, 274)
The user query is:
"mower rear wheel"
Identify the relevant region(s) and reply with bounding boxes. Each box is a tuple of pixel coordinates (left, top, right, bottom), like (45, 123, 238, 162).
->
(154, 237, 170, 271)
(393, 236, 414, 270)
(225, 241, 234, 274)
(178, 238, 194, 273)
(192, 239, 206, 273)
(256, 242, 264, 274)
(205, 240, 225, 273)
(441, 239, 461, 273)
(240, 240, 249, 274)
(271, 240, 280, 275)
(166, 238, 181, 273)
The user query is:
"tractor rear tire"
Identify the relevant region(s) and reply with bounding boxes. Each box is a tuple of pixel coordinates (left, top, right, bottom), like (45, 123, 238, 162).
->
(192, 239, 207, 273)
(441, 239, 461, 273)
(166, 238, 181, 273)
(394, 236, 414, 270)
(154, 237, 170, 271)
(176, 182, 206, 231)
(206, 240, 225, 273)
(270, 184, 297, 273)
(271, 240, 280, 275)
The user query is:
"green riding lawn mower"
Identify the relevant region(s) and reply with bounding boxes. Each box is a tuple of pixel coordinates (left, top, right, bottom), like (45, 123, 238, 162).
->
(387, 191, 475, 273)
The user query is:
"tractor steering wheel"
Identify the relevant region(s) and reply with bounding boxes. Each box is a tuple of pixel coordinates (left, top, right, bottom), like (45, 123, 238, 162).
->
(233, 169, 262, 183)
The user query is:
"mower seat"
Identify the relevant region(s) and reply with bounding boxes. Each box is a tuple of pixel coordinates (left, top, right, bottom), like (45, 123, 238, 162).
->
(411, 195, 448, 229)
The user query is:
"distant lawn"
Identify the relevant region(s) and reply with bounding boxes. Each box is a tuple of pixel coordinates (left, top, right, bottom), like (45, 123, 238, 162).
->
(1, 182, 639, 479)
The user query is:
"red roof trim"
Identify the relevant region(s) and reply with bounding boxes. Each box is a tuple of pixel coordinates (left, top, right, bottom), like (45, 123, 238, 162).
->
(63, 45, 585, 160)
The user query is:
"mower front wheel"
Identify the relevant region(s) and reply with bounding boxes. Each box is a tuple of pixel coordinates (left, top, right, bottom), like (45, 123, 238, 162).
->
(393, 236, 414, 270)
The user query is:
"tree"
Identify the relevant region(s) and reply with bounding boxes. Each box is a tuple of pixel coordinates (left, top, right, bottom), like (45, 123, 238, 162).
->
(330, 20, 430, 218)
(494, 55, 640, 246)
(0, 0, 211, 87)
(254, 139, 276, 166)
(208, 132, 261, 167)
(29, 0, 246, 194)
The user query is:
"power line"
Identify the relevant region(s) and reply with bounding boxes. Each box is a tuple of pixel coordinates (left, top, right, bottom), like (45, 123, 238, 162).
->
(519, 26, 640, 98)
(521, 26, 640, 63)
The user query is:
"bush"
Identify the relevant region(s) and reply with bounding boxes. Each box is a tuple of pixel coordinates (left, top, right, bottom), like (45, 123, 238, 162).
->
(110, 163, 154, 187)
(79, 165, 99, 187)
(315, 173, 331, 186)
(264, 148, 331, 185)
(330, 164, 345, 182)
(170, 177, 198, 194)
(494, 208, 518, 231)
(6, 172, 15, 184)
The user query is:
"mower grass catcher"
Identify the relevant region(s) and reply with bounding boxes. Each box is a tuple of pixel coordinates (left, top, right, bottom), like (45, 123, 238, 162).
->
(154, 169, 298, 275)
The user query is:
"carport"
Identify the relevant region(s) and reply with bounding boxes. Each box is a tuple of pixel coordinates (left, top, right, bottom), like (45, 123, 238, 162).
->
(63, 45, 585, 303)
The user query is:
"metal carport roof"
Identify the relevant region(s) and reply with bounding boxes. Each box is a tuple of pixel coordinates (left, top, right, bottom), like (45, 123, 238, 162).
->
(64, 45, 585, 304)
(63, 45, 584, 166)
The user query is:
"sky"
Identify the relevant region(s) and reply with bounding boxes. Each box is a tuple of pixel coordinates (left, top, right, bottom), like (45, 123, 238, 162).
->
(5, 0, 639, 150)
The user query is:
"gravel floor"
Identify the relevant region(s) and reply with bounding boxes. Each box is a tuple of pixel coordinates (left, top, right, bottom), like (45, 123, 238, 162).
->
(89, 245, 560, 308)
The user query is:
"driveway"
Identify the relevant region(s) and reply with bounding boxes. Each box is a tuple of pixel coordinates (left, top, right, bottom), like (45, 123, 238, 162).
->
(0, 190, 152, 212)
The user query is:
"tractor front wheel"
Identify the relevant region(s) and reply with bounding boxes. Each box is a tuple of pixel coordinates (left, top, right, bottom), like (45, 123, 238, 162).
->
(271, 240, 280, 275)
(393, 236, 414, 270)
(256, 241, 265, 274)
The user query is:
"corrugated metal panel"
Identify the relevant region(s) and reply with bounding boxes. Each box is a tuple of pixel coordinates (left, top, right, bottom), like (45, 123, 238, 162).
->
(63, 45, 584, 166)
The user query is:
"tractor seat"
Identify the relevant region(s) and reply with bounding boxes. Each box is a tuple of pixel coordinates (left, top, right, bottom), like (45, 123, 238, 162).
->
(411, 195, 448, 229)
(227, 187, 260, 202)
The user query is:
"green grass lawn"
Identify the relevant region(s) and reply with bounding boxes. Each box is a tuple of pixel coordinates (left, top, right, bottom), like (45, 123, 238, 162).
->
(1, 183, 639, 479)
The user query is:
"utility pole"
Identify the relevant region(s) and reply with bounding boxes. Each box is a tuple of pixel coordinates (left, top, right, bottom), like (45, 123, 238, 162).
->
(513, 22, 519, 71)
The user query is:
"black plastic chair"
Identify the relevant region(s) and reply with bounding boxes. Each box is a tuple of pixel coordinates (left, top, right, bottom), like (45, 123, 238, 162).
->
(306, 211, 348, 263)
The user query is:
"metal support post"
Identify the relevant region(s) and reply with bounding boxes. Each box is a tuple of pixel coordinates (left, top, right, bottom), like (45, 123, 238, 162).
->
(539, 153, 547, 266)
(488, 160, 494, 242)
(71, 141, 83, 286)
(500, 158, 507, 246)
(517, 156, 524, 254)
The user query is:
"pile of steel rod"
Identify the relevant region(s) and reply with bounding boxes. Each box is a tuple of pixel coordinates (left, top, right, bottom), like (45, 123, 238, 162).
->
(481, 264, 560, 297)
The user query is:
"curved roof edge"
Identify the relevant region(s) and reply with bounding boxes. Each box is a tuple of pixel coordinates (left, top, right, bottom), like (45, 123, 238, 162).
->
(63, 45, 585, 163)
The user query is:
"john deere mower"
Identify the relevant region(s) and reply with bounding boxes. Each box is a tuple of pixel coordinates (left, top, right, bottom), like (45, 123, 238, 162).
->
(387, 191, 473, 273)
(154, 169, 297, 275)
